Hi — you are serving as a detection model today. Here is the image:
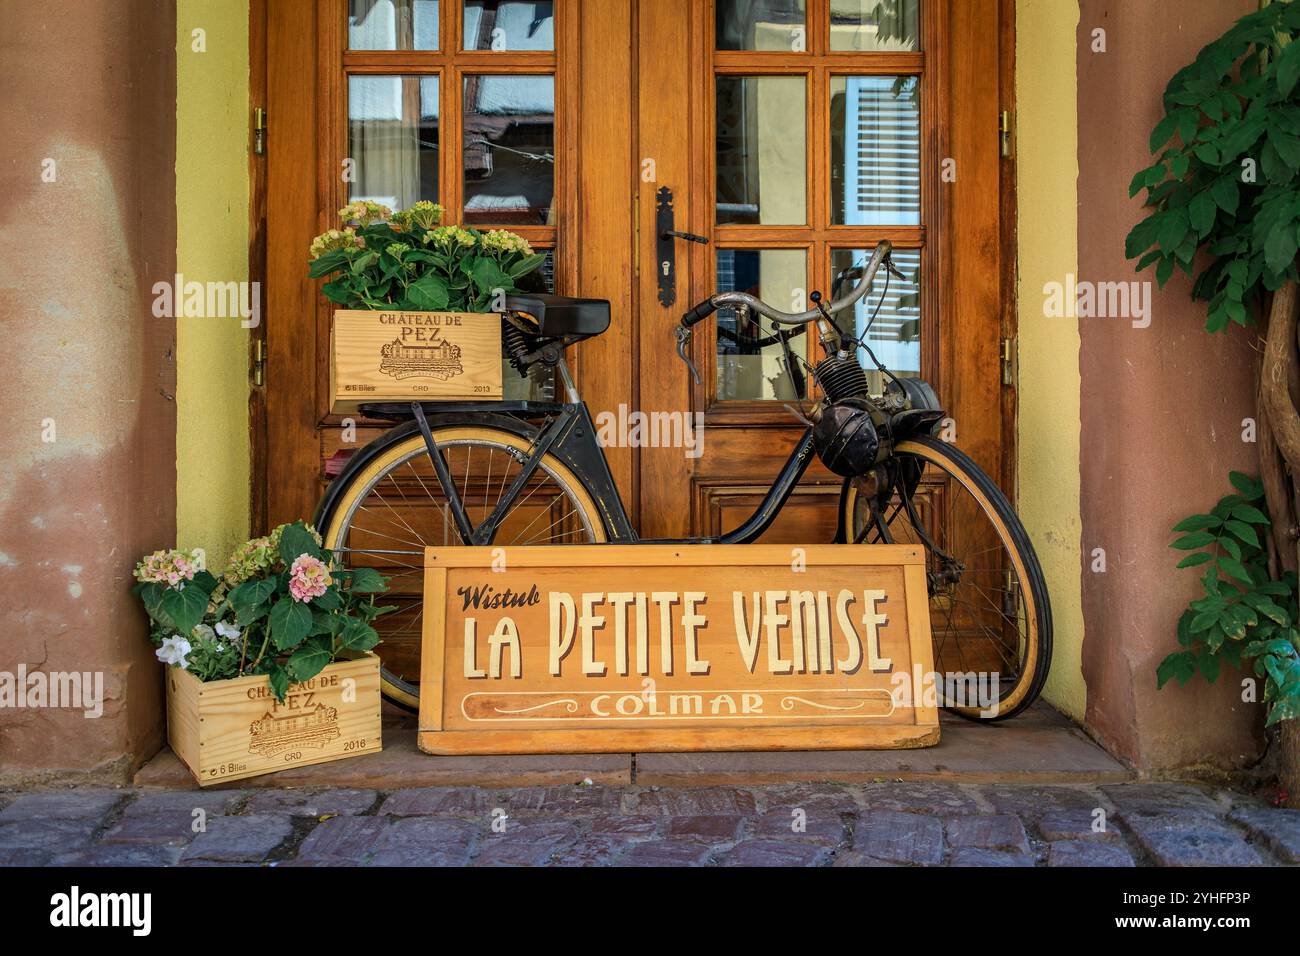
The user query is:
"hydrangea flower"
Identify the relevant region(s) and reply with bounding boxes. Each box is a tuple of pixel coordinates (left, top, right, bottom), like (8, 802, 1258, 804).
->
(223, 524, 323, 586)
(308, 227, 366, 260)
(134, 549, 200, 587)
(425, 226, 478, 249)
(223, 535, 277, 586)
(288, 554, 332, 603)
(338, 200, 392, 226)
(392, 201, 444, 232)
(481, 229, 533, 256)
(156, 635, 193, 668)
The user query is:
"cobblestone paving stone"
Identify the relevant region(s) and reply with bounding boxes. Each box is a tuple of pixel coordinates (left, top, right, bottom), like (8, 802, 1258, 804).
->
(0, 781, 1293, 866)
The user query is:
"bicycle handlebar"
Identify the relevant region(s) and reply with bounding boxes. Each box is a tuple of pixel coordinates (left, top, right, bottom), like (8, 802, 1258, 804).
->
(679, 240, 897, 331)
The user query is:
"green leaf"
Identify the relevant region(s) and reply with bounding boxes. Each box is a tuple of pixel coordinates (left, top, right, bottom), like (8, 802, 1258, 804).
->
(1266, 695, 1300, 727)
(1199, 650, 1222, 683)
(346, 567, 388, 593)
(268, 597, 313, 651)
(308, 250, 350, 279)
(1231, 504, 1270, 525)
(1189, 192, 1216, 238)
(266, 664, 291, 703)
(191, 569, 219, 595)
(1223, 520, 1259, 548)
(1217, 555, 1254, 586)
(1229, 471, 1264, 498)
(1157, 651, 1198, 688)
(312, 588, 342, 611)
(1172, 530, 1216, 550)
(1172, 513, 1220, 533)
(1277, 38, 1300, 98)
(1177, 552, 1213, 569)
(341, 619, 380, 652)
(1156, 255, 1175, 288)
(1150, 113, 1179, 152)
(286, 636, 333, 683)
(138, 582, 169, 626)
(471, 258, 512, 296)
(278, 522, 324, 566)
(507, 253, 547, 279)
(1156, 208, 1191, 254)
(1210, 175, 1239, 215)
(230, 577, 278, 625)
(160, 585, 209, 636)
(406, 272, 451, 311)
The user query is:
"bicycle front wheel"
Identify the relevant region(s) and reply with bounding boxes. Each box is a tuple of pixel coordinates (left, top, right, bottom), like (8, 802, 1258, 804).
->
(842, 435, 1052, 720)
(320, 424, 608, 711)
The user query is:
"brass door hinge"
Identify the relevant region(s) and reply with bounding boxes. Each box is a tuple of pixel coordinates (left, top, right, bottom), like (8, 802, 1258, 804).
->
(252, 338, 266, 387)
(253, 107, 267, 155)
(1001, 336, 1017, 387)
(999, 109, 1012, 158)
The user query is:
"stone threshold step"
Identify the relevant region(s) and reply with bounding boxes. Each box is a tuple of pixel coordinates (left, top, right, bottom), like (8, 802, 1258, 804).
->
(134, 702, 1132, 791)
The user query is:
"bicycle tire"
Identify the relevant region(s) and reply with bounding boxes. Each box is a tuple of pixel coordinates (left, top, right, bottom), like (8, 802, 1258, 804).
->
(319, 424, 609, 712)
(842, 435, 1052, 720)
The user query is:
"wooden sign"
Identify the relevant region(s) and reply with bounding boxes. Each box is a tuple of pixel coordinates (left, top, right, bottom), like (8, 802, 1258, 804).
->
(167, 654, 382, 786)
(330, 309, 503, 412)
(417, 545, 938, 755)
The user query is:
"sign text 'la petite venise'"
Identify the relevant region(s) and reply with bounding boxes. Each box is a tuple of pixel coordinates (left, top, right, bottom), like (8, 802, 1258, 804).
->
(417, 545, 939, 754)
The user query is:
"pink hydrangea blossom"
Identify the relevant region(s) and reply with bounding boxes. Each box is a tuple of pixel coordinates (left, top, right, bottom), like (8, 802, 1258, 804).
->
(134, 549, 200, 587)
(288, 554, 332, 602)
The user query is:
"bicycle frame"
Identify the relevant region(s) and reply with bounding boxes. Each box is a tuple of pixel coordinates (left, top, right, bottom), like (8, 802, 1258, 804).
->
(401, 371, 818, 548)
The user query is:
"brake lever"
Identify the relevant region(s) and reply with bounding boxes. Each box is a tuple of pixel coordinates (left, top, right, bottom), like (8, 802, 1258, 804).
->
(674, 324, 702, 385)
(885, 256, 907, 281)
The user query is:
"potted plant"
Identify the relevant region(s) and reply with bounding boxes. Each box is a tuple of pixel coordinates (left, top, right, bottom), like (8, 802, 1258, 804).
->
(308, 201, 547, 411)
(133, 521, 393, 785)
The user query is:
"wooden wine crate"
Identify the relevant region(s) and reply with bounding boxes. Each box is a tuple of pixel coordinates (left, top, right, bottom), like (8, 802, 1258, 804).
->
(166, 654, 382, 786)
(329, 309, 503, 412)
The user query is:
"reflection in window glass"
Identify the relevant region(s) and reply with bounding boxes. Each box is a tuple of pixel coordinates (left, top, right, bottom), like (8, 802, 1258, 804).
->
(464, 0, 554, 51)
(831, 75, 919, 226)
(715, 0, 807, 51)
(463, 75, 555, 226)
(716, 250, 808, 401)
(348, 0, 439, 50)
(716, 76, 807, 225)
(830, 0, 920, 51)
(348, 75, 440, 210)
(830, 247, 921, 394)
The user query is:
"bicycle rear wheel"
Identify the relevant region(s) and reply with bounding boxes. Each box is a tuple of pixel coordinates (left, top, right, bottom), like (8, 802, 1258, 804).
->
(319, 423, 608, 711)
(842, 435, 1051, 720)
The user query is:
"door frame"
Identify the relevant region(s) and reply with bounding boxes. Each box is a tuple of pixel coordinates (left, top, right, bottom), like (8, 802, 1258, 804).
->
(248, 0, 1018, 536)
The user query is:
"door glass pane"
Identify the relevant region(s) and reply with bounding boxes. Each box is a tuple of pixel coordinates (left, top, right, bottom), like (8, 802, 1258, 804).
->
(716, 76, 807, 225)
(716, 249, 808, 401)
(464, 0, 555, 51)
(829, 0, 921, 51)
(348, 0, 439, 51)
(829, 247, 921, 394)
(716, 0, 807, 51)
(831, 75, 919, 225)
(463, 75, 556, 226)
(348, 75, 440, 209)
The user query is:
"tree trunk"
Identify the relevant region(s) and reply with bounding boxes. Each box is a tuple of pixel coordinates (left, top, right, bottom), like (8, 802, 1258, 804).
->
(1259, 281, 1300, 807)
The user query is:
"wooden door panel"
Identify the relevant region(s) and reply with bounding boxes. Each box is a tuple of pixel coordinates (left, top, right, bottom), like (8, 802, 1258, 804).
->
(261, 0, 1012, 560)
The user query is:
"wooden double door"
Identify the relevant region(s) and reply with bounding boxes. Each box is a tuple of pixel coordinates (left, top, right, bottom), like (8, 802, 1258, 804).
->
(259, 0, 1014, 545)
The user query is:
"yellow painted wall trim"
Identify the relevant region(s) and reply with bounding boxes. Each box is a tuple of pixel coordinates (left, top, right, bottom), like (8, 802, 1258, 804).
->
(176, 0, 252, 568)
(1015, 0, 1086, 719)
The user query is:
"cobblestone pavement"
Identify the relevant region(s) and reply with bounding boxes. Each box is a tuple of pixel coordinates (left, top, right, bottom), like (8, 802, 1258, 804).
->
(1, 781, 1297, 866)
